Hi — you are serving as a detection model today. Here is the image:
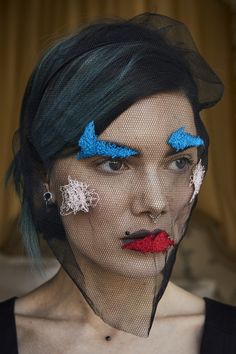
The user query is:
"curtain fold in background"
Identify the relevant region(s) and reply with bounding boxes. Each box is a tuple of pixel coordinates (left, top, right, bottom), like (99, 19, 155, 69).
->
(1, 0, 235, 260)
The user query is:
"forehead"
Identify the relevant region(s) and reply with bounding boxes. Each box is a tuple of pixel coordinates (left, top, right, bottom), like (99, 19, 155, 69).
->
(99, 92, 196, 148)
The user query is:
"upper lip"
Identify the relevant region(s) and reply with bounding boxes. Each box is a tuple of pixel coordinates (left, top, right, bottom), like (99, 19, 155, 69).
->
(120, 228, 161, 240)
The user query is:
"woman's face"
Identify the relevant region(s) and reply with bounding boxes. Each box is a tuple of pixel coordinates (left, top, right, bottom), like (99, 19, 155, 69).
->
(50, 92, 199, 277)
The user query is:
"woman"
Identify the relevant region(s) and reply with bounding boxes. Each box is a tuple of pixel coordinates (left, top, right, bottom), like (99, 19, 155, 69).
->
(1, 12, 236, 354)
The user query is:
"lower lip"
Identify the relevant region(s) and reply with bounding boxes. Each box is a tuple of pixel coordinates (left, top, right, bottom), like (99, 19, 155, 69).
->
(121, 231, 175, 253)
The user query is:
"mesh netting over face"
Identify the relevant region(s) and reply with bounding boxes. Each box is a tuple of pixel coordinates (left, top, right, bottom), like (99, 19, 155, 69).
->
(43, 92, 205, 337)
(10, 12, 224, 339)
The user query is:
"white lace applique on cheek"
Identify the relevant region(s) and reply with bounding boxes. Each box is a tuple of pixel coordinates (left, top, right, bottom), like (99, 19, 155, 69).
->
(59, 176, 99, 216)
(189, 159, 205, 203)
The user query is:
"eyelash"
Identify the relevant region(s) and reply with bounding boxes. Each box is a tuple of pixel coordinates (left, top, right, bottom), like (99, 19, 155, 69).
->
(94, 156, 195, 174)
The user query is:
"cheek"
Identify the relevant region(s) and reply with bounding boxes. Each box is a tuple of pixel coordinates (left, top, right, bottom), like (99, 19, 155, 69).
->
(165, 171, 193, 211)
(167, 180, 193, 222)
(168, 186, 192, 215)
(60, 183, 129, 241)
(167, 185, 193, 242)
(91, 187, 129, 221)
(84, 174, 132, 217)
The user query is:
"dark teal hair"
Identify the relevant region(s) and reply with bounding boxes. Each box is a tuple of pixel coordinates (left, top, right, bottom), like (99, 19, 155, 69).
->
(7, 13, 223, 261)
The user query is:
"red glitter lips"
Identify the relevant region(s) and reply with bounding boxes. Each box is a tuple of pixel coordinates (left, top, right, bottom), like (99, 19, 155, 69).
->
(121, 229, 175, 253)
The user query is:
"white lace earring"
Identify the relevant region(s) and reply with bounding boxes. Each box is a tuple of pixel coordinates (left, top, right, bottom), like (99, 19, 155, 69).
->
(189, 159, 205, 203)
(59, 176, 99, 216)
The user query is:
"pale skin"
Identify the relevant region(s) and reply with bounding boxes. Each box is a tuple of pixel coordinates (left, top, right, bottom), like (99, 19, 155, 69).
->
(15, 92, 206, 353)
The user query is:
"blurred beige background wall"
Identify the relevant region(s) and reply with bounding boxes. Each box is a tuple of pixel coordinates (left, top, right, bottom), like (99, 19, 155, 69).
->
(0, 0, 235, 262)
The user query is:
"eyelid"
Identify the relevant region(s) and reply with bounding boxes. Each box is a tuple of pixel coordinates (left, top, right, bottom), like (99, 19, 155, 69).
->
(165, 153, 196, 163)
(93, 156, 128, 164)
(93, 157, 129, 174)
(87, 150, 140, 161)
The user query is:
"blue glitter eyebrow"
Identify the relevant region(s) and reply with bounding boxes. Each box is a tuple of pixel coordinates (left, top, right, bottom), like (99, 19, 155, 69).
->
(76, 121, 139, 160)
(167, 127, 204, 152)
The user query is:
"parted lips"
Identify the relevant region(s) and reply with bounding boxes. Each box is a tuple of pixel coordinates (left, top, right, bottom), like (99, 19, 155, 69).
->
(121, 230, 175, 253)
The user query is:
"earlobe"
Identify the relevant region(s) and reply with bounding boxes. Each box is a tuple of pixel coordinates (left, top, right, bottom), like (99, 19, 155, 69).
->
(42, 171, 56, 197)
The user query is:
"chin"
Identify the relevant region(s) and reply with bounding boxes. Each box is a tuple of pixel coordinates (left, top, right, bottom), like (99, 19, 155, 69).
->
(93, 250, 168, 278)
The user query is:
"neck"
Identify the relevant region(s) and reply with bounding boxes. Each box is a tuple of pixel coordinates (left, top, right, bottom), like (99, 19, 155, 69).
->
(39, 265, 176, 321)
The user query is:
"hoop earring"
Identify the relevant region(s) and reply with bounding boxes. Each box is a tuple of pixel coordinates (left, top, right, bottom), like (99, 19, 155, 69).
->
(148, 212, 163, 224)
(43, 191, 53, 207)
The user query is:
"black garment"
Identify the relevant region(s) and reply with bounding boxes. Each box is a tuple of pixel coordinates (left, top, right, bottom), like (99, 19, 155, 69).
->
(200, 297, 236, 353)
(0, 296, 236, 354)
(0, 297, 18, 354)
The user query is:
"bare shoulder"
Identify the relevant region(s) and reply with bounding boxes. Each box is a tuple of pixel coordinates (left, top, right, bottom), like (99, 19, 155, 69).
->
(15, 292, 63, 354)
(14, 280, 60, 345)
(158, 281, 206, 317)
(147, 282, 206, 354)
(14, 293, 41, 343)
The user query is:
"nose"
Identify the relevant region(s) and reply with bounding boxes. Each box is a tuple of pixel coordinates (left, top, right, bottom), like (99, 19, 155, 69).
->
(131, 170, 167, 218)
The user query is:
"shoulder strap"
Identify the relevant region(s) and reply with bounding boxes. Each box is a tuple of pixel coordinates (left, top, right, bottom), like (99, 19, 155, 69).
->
(0, 297, 18, 354)
(200, 297, 236, 354)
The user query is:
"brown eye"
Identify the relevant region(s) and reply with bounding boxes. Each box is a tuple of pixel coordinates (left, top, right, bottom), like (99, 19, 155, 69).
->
(96, 158, 128, 173)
